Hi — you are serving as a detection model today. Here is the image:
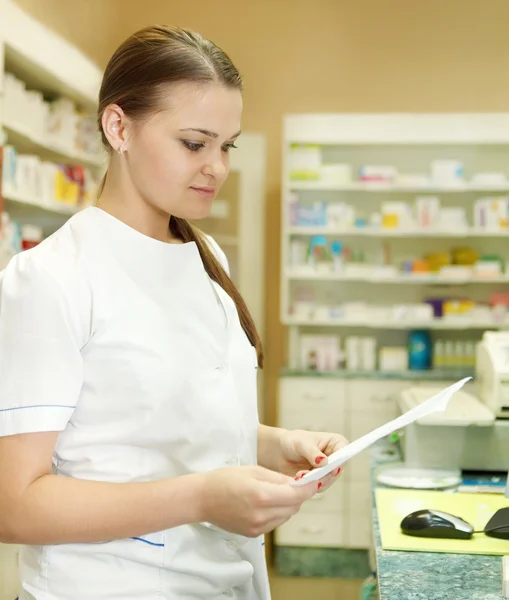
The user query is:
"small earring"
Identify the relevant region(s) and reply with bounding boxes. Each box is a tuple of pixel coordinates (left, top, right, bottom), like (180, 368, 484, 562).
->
(118, 145, 124, 155)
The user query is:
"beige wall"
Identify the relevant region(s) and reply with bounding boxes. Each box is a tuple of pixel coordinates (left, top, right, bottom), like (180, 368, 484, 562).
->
(15, 0, 509, 425)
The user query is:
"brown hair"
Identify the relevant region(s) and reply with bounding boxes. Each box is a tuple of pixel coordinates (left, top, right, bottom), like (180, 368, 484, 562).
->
(97, 25, 263, 367)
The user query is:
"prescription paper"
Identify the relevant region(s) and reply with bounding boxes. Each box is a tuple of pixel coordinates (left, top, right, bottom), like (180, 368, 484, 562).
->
(291, 377, 472, 487)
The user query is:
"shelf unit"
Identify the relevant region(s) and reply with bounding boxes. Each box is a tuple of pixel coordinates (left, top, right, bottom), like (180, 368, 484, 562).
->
(0, 0, 104, 239)
(285, 317, 508, 330)
(288, 181, 509, 193)
(281, 114, 509, 365)
(276, 113, 509, 558)
(3, 120, 104, 168)
(286, 267, 509, 284)
(281, 367, 475, 381)
(0, 4, 104, 599)
(288, 226, 509, 238)
(3, 187, 76, 217)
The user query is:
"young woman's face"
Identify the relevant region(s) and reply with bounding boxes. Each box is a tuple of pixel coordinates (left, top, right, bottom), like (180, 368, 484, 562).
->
(127, 82, 242, 220)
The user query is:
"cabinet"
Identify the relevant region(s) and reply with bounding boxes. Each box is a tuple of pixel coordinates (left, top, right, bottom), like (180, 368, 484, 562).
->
(275, 375, 458, 551)
(0, 544, 20, 600)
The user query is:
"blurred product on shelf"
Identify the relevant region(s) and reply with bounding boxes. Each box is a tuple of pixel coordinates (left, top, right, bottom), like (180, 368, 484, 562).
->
(288, 235, 507, 281)
(430, 159, 464, 186)
(379, 347, 408, 372)
(433, 338, 476, 370)
(290, 282, 509, 327)
(289, 195, 509, 233)
(408, 330, 432, 370)
(287, 146, 509, 190)
(416, 196, 441, 228)
(320, 163, 352, 185)
(20, 224, 43, 251)
(345, 336, 376, 370)
(474, 196, 509, 230)
(299, 334, 343, 371)
(0, 212, 21, 268)
(288, 196, 327, 226)
(2, 144, 99, 212)
(295, 329, 478, 375)
(288, 144, 322, 181)
(0, 213, 45, 269)
(381, 201, 413, 229)
(359, 165, 397, 183)
(3, 72, 101, 158)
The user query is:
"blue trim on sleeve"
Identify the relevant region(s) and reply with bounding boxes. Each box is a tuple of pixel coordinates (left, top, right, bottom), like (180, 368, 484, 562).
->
(131, 537, 165, 547)
(0, 404, 76, 413)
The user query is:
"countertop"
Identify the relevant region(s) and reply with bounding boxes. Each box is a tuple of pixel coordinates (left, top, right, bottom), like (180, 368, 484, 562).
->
(371, 444, 505, 600)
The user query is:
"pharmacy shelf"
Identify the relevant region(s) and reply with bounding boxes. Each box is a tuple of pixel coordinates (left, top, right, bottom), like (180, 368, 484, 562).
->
(287, 181, 509, 192)
(284, 316, 507, 330)
(1, 1, 101, 108)
(288, 226, 509, 238)
(3, 121, 104, 168)
(3, 189, 77, 217)
(284, 114, 509, 146)
(281, 367, 475, 381)
(285, 269, 509, 285)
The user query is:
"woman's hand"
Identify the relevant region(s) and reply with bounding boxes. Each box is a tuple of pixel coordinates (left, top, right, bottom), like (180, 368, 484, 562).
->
(198, 465, 318, 537)
(277, 429, 348, 492)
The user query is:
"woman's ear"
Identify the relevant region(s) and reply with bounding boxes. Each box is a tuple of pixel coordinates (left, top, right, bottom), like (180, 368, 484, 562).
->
(102, 104, 131, 154)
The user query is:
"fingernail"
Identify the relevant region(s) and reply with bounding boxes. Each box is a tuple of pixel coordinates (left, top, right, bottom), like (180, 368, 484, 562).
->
(294, 473, 304, 481)
(315, 456, 325, 465)
(317, 482, 323, 491)
(335, 467, 342, 476)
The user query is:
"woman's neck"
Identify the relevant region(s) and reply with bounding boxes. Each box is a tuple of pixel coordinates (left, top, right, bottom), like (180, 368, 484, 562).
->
(96, 164, 181, 244)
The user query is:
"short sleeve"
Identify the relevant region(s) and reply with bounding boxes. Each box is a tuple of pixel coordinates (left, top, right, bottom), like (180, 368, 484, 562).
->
(0, 254, 85, 436)
(205, 235, 230, 276)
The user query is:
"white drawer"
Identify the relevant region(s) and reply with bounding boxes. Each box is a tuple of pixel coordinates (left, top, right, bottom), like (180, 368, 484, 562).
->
(349, 410, 392, 441)
(343, 452, 370, 482)
(0, 543, 20, 600)
(301, 480, 345, 513)
(279, 378, 346, 416)
(275, 512, 347, 548)
(347, 379, 407, 416)
(347, 480, 373, 519)
(278, 408, 345, 435)
(347, 515, 374, 549)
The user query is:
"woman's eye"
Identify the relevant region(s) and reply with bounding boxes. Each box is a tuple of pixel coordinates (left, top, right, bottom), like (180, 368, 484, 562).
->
(181, 140, 204, 152)
(222, 143, 238, 153)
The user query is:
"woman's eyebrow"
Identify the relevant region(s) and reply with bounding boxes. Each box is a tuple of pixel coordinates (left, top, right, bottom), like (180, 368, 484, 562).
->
(179, 128, 242, 140)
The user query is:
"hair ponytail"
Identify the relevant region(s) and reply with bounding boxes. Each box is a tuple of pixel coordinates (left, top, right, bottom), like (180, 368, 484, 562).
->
(170, 217, 263, 368)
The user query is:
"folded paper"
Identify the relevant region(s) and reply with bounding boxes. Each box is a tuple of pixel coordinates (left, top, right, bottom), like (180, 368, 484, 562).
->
(291, 377, 472, 487)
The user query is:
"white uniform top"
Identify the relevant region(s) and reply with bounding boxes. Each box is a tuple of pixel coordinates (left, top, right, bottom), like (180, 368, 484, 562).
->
(0, 207, 270, 600)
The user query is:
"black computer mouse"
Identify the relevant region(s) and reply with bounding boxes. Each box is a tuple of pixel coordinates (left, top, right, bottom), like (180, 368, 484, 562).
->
(484, 507, 509, 539)
(401, 509, 474, 540)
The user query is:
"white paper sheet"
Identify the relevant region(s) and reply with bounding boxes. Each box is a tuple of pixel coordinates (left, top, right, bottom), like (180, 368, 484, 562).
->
(290, 377, 472, 487)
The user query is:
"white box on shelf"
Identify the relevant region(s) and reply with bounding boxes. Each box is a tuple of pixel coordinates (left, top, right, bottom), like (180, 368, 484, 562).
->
(416, 196, 441, 228)
(431, 160, 464, 186)
(299, 335, 341, 371)
(320, 163, 353, 185)
(379, 347, 408, 372)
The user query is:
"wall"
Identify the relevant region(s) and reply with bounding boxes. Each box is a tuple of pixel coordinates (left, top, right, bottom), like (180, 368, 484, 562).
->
(14, 0, 509, 426)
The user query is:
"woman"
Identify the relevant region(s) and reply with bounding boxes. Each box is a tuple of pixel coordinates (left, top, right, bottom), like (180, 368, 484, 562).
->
(0, 26, 346, 599)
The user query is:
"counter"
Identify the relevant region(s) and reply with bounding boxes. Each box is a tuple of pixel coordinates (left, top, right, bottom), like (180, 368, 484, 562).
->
(371, 445, 505, 600)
